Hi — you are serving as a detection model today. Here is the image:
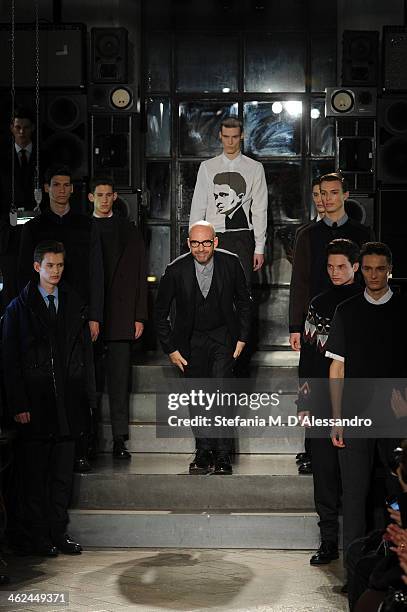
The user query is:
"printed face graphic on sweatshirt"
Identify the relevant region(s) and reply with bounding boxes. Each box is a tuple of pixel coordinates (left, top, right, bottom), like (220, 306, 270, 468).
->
(213, 171, 247, 217)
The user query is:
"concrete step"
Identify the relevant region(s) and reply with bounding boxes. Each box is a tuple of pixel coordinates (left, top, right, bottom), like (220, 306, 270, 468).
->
(97, 423, 305, 454)
(100, 393, 299, 423)
(72, 454, 312, 511)
(69, 510, 323, 549)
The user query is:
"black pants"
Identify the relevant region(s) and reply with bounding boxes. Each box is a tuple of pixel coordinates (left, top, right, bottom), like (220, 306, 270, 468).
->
(16, 437, 75, 544)
(186, 330, 234, 454)
(94, 340, 131, 441)
(310, 436, 341, 543)
(339, 437, 400, 559)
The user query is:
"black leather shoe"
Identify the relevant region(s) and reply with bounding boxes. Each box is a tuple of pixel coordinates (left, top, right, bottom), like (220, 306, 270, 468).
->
(74, 457, 92, 473)
(53, 534, 82, 555)
(113, 438, 131, 460)
(310, 542, 339, 565)
(213, 454, 233, 475)
(298, 460, 312, 474)
(32, 541, 59, 557)
(189, 449, 213, 474)
(296, 452, 310, 465)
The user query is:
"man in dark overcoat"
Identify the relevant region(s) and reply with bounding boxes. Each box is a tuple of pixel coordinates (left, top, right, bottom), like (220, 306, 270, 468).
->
(155, 221, 252, 475)
(3, 240, 95, 556)
(89, 178, 148, 459)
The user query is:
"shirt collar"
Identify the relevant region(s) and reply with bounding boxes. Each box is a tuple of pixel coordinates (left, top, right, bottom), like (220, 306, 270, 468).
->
(15, 142, 33, 154)
(194, 257, 214, 275)
(93, 211, 114, 218)
(364, 287, 393, 305)
(38, 284, 59, 303)
(221, 152, 242, 165)
(49, 205, 71, 218)
(323, 213, 348, 227)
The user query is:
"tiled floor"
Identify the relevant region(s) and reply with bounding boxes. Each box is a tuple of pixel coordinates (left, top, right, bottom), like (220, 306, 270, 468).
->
(1, 548, 348, 611)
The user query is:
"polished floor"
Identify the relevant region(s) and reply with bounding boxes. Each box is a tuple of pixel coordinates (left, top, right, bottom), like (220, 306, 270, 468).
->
(2, 548, 348, 611)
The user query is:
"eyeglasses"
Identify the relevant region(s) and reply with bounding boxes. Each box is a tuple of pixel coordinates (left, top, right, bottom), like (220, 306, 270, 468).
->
(189, 240, 214, 248)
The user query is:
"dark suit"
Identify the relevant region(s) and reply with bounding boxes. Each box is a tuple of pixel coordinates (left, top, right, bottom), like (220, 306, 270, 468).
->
(3, 281, 95, 547)
(155, 248, 251, 453)
(93, 215, 148, 441)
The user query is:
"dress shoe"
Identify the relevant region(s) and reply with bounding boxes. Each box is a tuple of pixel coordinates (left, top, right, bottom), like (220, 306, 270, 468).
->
(298, 460, 312, 474)
(53, 534, 82, 555)
(296, 452, 310, 465)
(189, 449, 213, 474)
(74, 457, 92, 473)
(113, 438, 131, 460)
(32, 541, 59, 557)
(310, 542, 339, 565)
(213, 453, 233, 475)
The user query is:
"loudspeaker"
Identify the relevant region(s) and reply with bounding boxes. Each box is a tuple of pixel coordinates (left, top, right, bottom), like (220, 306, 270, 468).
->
(345, 195, 375, 230)
(325, 87, 377, 117)
(336, 118, 375, 192)
(88, 85, 136, 113)
(383, 26, 407, 91)
(379, 189, 407, 277)
(0, 24, 85, 89)
(91, 28, 128, 83)
(41, 92, 88, 180)
(342, 30, 379, 86)
(377, 97, 407, 185)
(91, 114, 134, 190)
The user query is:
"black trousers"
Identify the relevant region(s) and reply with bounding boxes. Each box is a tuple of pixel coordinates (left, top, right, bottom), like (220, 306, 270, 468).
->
(339, 437, 400, 559)
(185, 330, 234, 454)
(104, 341, 132, 441)
(310, 436, 341, 543)
(15, 437, 75, 543)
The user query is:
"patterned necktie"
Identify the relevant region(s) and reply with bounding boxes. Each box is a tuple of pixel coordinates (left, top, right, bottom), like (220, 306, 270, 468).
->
(47, 294, 57, 324)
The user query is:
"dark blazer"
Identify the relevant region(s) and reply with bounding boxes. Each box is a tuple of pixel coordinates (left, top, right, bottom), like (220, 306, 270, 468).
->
(18, 208, 104, 322)
(95, 216, 148, 341)
(2, 281, 96, 438)
(0, 146, 39, 214)
(155, 249, 252, 358)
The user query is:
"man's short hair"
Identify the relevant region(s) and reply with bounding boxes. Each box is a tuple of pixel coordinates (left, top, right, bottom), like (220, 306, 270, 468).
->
(312, 176, 322, 189)
(44, 165, 72, 184)
(33, 240, 66, 265)
(326, 239, 360, 265)
(11, 106, 35, 125)
(89, 177, 115, 193)
(360, 242, 392, 266)
(319, 172, 349, 193)
(220, 116, 243, 133)
(213, 172, 246, 196)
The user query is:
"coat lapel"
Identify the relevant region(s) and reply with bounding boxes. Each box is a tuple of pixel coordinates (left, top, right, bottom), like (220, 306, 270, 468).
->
(213, 251, 225, 298)
(183, 254, 196, 307)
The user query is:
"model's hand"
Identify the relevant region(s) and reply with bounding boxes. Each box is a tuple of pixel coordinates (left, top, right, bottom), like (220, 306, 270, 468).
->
(331, 425, 345, 448)
(134, 321, 144, 340)
(14, 412, 30, 424)
(169, 350, 188, 372)
(387, 506, 402, 527)
(253, 253, 264, 271)
(298, 411, 310, 426)
(391, 388, 407, 419)
(233, 341, 246, 359)
(89, 320, 100, 342)
(289, 332, 301, 351)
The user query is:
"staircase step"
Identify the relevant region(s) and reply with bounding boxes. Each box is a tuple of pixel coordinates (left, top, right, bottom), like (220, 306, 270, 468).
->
(98, 423, 305, 454)
(72, 454, 312, 511)
(69, 510, 322, 549)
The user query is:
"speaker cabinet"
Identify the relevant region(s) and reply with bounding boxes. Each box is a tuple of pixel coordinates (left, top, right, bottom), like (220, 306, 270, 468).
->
(345, 195, 375, 231)
(41, 92, 88, 180)
(336, 118, 375, 192)
(325, 87, 377, 117)
(342, 30, 379, 86)
(91, 114, 134, 190)
(91, 28, 128, 83)
(383, 26, 407, 92)
(0, 24, 85, 88)
(88, 85, 136, 113)
(377, 97, 407, 185)
(379, 189, 407, 277)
